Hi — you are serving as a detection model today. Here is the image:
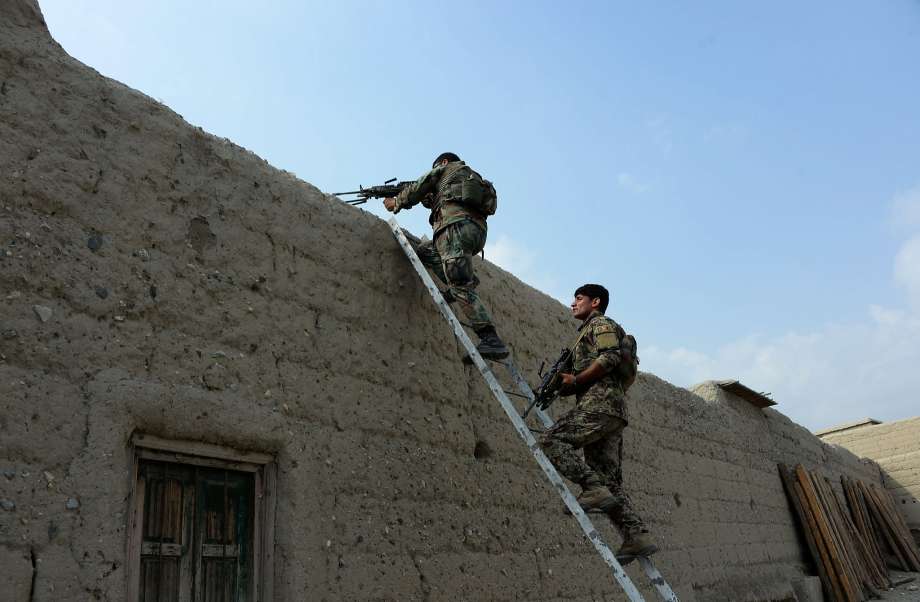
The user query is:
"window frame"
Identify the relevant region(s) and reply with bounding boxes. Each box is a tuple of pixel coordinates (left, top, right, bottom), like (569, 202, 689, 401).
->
(126, 433, 277, 602)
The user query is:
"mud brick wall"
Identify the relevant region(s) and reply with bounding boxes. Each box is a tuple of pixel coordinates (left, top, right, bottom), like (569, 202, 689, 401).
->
(820, 417, 920, 536)
(0, 2, 887, 600)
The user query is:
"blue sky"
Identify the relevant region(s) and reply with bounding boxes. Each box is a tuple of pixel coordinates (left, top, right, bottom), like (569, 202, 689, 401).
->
(40, 1, 920, 429)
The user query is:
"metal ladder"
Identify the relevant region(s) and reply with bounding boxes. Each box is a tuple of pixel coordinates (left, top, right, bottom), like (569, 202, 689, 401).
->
(388, 218, 679, 601)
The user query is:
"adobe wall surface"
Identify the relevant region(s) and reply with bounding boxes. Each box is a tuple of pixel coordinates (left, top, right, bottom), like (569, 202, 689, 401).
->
(820, 417, 920, 534)
(0, 2, 887, 600)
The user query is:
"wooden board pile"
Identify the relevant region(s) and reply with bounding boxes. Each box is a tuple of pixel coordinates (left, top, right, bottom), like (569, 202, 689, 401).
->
(841, 475, 920, 574)
(778, 464, 891, 602)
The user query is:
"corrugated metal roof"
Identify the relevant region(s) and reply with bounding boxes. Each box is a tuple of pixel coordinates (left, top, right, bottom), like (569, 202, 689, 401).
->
(814, 418, 882, 437)
(715, 379, 776, 408)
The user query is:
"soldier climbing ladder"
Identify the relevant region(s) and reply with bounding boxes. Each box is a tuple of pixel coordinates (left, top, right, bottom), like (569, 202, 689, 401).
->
(388, 218, 679, 602)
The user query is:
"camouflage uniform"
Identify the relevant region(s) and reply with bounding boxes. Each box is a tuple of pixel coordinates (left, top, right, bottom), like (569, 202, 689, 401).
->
(393, 161, 494, 332)
(539, 310, 645, 533)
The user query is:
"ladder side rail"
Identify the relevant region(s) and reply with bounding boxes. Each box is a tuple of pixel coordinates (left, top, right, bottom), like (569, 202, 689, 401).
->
(388, 219, 647, 602)
(503, 355, 680, 602)
(499, 360, 555, 429)
(637, 558, 679, 602)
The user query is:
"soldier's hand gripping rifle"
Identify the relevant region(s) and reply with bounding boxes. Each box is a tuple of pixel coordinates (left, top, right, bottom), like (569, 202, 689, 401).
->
(334, 178, 415, 205)
(522, 348, 573, 419)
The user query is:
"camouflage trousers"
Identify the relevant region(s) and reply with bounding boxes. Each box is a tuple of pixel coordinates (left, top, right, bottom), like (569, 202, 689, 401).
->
(413, 220, 494, 332)
(539, 410, 645, 534)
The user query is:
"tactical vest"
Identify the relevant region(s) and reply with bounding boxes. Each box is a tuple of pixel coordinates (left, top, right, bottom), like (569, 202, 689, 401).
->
(575, 316, 640, 389)
(436, 162, 497, 217)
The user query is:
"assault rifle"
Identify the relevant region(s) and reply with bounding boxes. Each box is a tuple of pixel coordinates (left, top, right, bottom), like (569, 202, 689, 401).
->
(523, 348, 572, 419)
(334, 178, 414, 205)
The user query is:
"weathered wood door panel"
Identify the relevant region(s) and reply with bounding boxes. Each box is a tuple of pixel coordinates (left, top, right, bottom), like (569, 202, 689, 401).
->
(140, 463, 194, 602)
(196, 470, 252, 602)
(137, 461, 253, 602)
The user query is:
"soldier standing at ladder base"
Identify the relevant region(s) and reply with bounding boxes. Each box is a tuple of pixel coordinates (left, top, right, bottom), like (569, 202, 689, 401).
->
(540, 284, 658, 562)
(383, 152, 509, 360)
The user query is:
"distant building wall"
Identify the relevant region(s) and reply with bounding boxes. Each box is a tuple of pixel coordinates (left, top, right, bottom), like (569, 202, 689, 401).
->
(819, 417, 920, 537)
(0, 2, 888, 600)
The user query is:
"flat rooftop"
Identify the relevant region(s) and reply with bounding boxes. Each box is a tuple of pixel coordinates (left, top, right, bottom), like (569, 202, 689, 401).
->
(814, 418, 882, 437)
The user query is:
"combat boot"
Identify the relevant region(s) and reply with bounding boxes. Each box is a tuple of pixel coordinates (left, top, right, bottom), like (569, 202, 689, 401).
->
(615, 530, 658, 565)
(474, 327, 509, 360)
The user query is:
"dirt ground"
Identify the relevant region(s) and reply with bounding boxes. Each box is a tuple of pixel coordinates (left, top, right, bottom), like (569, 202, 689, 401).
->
(880, 571, 920, 601)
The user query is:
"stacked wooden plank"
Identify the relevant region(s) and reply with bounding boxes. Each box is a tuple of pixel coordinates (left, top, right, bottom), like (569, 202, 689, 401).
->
(842, 476, 920, 573)
(778, 464, 890, 602)
(839, 476, 889, 581)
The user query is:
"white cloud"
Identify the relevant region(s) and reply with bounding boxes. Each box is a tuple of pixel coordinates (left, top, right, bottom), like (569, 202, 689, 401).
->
(616, 172, 648, 194)
(643, 186, 920, 431)
(894, 235, 920, 310)
(485, 234, 535, 277)
(643, 309, 920, 430)
(891, 185, 920, 230)
(484, 234, 567, 303)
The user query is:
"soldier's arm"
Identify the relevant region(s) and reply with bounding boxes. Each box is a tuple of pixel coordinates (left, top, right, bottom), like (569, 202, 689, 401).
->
(560, 320, 621, 393)
(592, 319, 623, 375)
(393, 166, 444, 212)
(560, 360, 609, 394)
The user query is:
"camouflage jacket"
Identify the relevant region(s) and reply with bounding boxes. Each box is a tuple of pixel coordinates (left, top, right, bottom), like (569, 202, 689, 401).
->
(393, 161, 488, 235)
(570, 310, 629, 421)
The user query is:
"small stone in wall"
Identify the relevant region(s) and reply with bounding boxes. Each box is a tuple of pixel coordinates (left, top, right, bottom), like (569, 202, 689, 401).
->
(65, 497, 80, 510)
(2, 469, 14, 480)
(134, 248, 150, 261)
(202, 363, 233, 391)
(33, 305, 52, 322)
(95, 287, 109, 299)
(1, 329, 17, 340)
(87, 234, 104, 252)
(0, 499, 15, 511)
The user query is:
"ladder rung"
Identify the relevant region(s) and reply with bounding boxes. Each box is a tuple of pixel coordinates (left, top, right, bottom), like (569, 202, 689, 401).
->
(502, 389, 530, 399)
